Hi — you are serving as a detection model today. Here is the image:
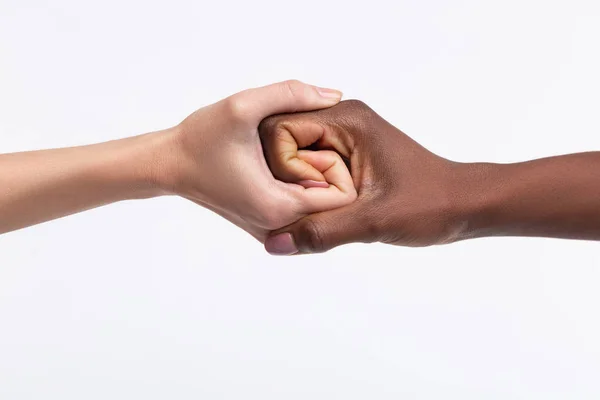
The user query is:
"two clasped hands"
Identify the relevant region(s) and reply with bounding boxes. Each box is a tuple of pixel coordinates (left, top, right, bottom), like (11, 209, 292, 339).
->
(1, 80, 599, 253)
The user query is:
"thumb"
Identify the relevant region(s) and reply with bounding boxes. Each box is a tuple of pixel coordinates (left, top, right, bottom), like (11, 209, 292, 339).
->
(234, 80, 342, 126)
(264, 202, 371, 255)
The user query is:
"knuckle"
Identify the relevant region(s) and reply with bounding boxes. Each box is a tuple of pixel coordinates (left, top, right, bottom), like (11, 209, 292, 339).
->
(259, 123, 292, 168)
(258, 114, 283, 140)
(283, 79, 304, 96)
(272, 124, 296, 148)
(339, 100, 374, 124)
(334, 99, 379, 142)
(273, 124, 289, 141)
(259, 121, 298, 162)
(223, 94, 250, 123)
(282, 79, 308, 110)
(339, 99, 372, 114)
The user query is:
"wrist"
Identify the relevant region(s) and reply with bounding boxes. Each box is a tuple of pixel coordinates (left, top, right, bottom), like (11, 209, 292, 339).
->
(122, 127, 183, 199)
(450, 162, 507, 241)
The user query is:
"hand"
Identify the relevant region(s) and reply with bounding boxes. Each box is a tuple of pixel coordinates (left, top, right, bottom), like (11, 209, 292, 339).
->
(260, 100, 600, 255)
(259, 100, 471, 254)
(161, 81, 357, 241)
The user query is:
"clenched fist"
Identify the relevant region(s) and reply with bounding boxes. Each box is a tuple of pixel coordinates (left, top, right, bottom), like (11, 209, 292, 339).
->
(259, 100, 467, 253)
(260, 100, 600, 255)
(167, 81, 357, 242)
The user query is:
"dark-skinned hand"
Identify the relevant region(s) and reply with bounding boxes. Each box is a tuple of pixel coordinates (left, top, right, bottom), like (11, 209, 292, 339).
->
(259, 100, 600, 255)
(258, 100, 469, 254)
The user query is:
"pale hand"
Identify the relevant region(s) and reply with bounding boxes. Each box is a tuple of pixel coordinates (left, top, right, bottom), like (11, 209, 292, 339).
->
(160, 80, 357, 241)
(0, 80, 356, 239)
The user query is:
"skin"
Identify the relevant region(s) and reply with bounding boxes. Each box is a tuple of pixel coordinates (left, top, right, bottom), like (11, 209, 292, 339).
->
(0, 80, 357, 239)
(259, 100, 600, 255)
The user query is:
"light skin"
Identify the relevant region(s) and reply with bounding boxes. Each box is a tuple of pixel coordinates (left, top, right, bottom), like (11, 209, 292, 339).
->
(260, 100, 600, 255)
(0, 80, 357, 239)
(2, 85, 599, 253)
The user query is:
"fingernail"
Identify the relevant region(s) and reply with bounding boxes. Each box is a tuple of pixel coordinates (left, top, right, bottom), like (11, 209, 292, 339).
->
(265, 233, 298, 256)
(298, 180, 330, 188)
(316, 87, 342, 101)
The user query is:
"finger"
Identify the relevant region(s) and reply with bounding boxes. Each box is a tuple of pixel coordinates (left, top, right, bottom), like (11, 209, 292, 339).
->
(264, 201, 371, 255)
(261, 119, 328, 184)
(289, 150, 356, 215)
(267, 121, 328, 184)
(228, 80, 342, 127)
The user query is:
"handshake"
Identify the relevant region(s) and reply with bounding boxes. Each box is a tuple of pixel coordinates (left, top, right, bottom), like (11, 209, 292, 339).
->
(172, 79, 461, 255)
(164, 80, 600, 253)
(2, 80, 599, 250)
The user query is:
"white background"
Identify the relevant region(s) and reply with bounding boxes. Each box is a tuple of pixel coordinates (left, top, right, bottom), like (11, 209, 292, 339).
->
(1, 0, 600, 398)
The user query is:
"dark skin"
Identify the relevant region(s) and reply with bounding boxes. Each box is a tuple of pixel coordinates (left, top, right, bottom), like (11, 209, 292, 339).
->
(259, 100, 600, 255)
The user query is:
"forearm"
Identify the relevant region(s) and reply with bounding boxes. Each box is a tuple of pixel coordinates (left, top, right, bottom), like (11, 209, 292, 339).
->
(460, 152, 600, 241)
(0, 130, 174, 234)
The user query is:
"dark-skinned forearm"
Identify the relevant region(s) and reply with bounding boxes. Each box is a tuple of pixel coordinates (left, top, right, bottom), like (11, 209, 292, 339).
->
(460, 152, 600, 241)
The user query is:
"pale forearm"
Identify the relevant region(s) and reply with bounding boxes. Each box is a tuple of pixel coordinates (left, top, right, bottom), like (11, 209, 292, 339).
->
(0, 80, 346, 241)
(0, 129, 174, 234)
